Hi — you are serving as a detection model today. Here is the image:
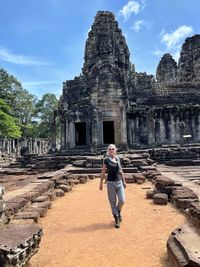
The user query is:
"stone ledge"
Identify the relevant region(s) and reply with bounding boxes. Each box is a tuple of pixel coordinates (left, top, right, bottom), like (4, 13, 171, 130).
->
(167, 225, 200, 267)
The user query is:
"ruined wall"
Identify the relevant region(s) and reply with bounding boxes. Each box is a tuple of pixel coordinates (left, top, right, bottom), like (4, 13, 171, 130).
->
(0, 138, 50, 161)
(127, 105, 200, 148)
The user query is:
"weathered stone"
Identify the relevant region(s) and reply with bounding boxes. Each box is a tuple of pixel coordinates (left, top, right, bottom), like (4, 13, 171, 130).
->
(156, 53, 177, 84)
(32, 195, 50, 203)
(43, 190, 57, 201)
(188, 203, 200, 222)
(153, 193, 168, 205)
(146, 190, 155, 199)
(124, 174, 135, 183)
(23, 206, 47, 218)
(177, 35, 200, 83)
(58, 184, 72, 192)
(155, 175, 175, 186)
(79, 176, 88, 184)
(171, 188, 198, 203)
(55, 189, 65, 197)
(133, 174, 145, 183)
(14, 211, 40, 223)
(167, 225, 200, 267)
(32, 201, 52, 210)
(176, 198, 199, 210)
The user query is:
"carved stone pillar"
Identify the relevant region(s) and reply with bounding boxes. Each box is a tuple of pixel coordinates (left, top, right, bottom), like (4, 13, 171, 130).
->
(60, 120, 66, 150)
(147, 111, 155, 146)
(91, 109, 98, 152)
(121, 107, 128, 150)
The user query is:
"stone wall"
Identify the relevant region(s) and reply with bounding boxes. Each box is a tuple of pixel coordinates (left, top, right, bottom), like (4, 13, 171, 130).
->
(0, 138, 50, 161)
(127, 105, 200, 148)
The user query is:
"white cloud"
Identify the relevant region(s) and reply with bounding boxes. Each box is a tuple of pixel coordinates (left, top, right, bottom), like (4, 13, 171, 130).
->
(161, 25, 193, 50)
(0, 47, 48, 66)
(153, 25, 193, 61)
(119, 1, 141, 21)
(131, 20, 144, 32)
(153, 50, 165, 57)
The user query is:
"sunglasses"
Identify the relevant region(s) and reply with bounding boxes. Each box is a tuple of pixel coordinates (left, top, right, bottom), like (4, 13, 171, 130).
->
(109, 148, 115, 150)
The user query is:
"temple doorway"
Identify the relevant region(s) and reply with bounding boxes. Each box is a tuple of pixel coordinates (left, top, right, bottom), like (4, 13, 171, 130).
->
(103, 121, 115, 144)
(75, 122, 86, 146)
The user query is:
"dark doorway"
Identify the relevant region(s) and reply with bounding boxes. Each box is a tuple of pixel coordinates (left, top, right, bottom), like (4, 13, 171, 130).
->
(75, 122, 86, 146)
(103, 121, 115, 144)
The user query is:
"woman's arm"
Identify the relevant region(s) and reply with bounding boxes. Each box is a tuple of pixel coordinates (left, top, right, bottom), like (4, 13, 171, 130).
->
(118, 158, 126, 188)
(119, 169, 127, 188)
(99, 163, 106, 191)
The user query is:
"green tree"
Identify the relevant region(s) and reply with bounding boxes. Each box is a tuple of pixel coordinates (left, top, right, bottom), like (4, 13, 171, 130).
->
(0, 68, 22, 105)
(35, 93, 59, 138)
(0, 68, 37, 136)
(0, 99, 21, 138)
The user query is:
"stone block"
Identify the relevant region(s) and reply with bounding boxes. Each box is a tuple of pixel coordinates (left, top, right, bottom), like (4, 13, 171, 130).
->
(32, 201, 52, 209)
(58, 184, 72, 192)
(167, 225, 200, 267)
(153, 193, 168, 205)
(176, 198, 199, 210)
(88, 174, 95, 180)
(133, 174, 145, 183)
(55, 189, 65, 197)
(23, 207, 47, 218)
(32, 195, 50, 203)
(79, 176, 88, 184)
(146, 190, 155, 199)
(124, 174, 135, 183)
(155, 175, 175, 186)
(43, 190, 56, 201)
(188, 203, 200, 221)
(13, 211, 40, 223)
(171, 188, 198, 204)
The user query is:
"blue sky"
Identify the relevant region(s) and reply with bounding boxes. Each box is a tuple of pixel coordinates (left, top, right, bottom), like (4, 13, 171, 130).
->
(0, 0, 199, 99)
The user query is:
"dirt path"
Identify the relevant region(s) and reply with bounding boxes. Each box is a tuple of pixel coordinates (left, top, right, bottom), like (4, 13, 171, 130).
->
(30, 179, 186, 267)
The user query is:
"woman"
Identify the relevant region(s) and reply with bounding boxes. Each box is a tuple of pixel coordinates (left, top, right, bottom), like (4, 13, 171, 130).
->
(99, 144, 126, 228)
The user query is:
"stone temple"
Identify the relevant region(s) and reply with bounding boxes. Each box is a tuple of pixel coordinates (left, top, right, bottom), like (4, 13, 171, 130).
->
(55, 11, 200, 152)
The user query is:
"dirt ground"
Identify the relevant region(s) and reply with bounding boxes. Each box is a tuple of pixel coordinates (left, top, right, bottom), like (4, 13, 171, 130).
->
(30, 179, 186, 267)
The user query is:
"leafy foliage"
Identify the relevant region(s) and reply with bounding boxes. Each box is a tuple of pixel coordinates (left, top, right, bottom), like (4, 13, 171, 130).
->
(0, 99, 21, 137)
(0, 68, 59, 138)
(35, 93, 59, 138)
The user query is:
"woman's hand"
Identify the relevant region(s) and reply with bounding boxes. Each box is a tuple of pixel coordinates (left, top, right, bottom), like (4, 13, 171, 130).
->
(99, 181, 103, 191)
(123, 182, 127, 189)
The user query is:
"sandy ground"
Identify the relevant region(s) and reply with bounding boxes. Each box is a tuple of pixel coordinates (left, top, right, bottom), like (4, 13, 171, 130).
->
(30, 179, 186, 267)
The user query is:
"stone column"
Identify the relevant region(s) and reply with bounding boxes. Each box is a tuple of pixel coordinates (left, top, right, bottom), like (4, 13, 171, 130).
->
(60, 120, 66, 150)
(68, 121, 75, 148)
(91, 109, 98, 152)
(121, 107, 128, 150)
(155, 119, 161, 146)
(147, 111, 155, 146)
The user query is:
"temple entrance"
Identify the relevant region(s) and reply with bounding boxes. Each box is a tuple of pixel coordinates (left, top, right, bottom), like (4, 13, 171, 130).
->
(103, 121, 115, 144)
(75, 122, 86, 146)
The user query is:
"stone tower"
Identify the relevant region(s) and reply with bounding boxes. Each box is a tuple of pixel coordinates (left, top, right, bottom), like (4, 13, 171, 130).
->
(177, 35, 200, 82)
(59, 11, 132, 151)
(156, 53, 177, 84)
(57, 12, 200, 152)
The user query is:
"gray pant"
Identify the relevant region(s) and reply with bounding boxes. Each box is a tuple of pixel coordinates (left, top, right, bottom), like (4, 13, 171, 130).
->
(107, 180, 125, 216)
